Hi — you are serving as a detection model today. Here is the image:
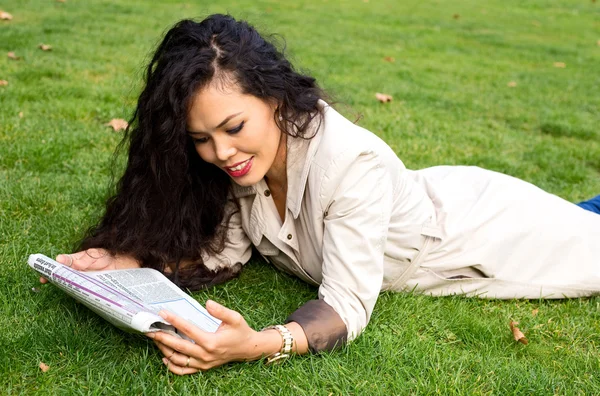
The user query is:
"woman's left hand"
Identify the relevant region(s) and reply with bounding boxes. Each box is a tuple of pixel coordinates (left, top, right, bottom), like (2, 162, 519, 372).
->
(146, 300, 262, 375)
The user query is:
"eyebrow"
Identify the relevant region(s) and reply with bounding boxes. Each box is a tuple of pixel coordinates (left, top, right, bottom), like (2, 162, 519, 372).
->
(188, 112, 243, 135)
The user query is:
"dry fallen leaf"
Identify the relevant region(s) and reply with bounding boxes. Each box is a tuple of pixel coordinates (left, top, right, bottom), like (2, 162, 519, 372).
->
(0, 80, 8, 86)
(105, 118, 128, 131)
(532, 308, 539, 316)
(8, 51, 21, 60)
(597, 40, 600, 47)
(509, 320, 528, 345)
(507, 81, 517, 87)
(375, 93, 393, 103)
(38, 44, 52, 51)
(553, 62, 566, 68)
(0, 11, 13, 20)
(18, 111, 23, 118)
(453, 14, 460, 19)
(383, 56, 395, 63)
(39, 362, 50, 372)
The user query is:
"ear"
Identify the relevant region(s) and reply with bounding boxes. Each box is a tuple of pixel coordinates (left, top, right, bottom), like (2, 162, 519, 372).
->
(265, 97, 281, 112)
(273, 101, 284, 121)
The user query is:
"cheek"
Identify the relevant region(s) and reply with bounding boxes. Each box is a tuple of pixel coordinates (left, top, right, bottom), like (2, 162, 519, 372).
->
(268, 128, 282, 154)
(195, 145, 215, 164)
(259, 123, 278, 151)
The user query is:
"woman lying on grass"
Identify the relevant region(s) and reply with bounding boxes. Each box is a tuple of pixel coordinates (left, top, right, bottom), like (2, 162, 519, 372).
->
(44, 14, 600, 374)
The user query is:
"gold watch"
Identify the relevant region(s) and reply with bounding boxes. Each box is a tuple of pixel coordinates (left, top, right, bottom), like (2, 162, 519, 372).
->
(262, 324, 294, 364)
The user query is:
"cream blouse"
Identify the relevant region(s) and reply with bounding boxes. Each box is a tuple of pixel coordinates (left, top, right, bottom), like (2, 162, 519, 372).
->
(202, 102, 600, 352)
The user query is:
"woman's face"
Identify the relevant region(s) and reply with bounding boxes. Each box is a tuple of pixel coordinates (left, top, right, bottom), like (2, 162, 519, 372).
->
(186, 83, 284, 187)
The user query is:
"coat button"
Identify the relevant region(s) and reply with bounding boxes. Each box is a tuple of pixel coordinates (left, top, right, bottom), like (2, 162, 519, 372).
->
(264, 190, 271, 197)
(287, 234, 292, 240)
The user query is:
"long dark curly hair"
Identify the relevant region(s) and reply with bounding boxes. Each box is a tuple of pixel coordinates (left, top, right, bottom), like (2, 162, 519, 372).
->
(79, 14, 326, 291)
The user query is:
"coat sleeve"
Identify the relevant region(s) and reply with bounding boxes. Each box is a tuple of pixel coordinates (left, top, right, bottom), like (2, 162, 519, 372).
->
(202, 199, 253, 271)
(287, 151, 393, 352)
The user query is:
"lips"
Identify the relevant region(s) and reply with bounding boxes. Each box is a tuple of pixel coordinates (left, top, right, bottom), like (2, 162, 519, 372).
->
(224, 157, 254, 177)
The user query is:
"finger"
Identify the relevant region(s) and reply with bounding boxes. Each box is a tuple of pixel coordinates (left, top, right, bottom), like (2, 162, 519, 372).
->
(153, 339, 176, 358)
(57, 249, 109, 271)
(85, 248, 108, 260)
(153, 339, 212, 375)
(158, 311, 212, 343)
(167, 351, 199, 369)
(55, 254, 70, 265)
(153, 340, 190, 362)
(150, 331, 206, 358)
(205, 300, 243, 326)
(162, 357, 199, 376)
(56, 250, 87, 263)
(80, 257, 108, 271)
(56, 254, 84, 270)
(154, 341, 195, 367)
(40, 277, 49, 284)
(56, 252, 86, 269)
(83, 249, 117, 271)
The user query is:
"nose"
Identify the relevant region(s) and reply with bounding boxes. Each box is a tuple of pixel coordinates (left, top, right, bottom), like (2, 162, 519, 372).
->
(213, 135, 237, 163)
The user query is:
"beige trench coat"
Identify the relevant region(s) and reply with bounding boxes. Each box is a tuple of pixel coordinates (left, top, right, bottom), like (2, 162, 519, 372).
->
(203, 102, 600, 351)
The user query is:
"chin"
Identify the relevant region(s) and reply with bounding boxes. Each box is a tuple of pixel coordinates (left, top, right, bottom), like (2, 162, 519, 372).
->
(230, 174, 262, 187)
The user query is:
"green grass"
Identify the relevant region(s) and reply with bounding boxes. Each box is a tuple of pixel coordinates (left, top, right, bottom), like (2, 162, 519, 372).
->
(1, 0, 599, 394)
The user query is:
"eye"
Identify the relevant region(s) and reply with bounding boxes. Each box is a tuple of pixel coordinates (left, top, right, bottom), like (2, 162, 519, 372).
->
(226, 121, 245, 134)
(191, 136, 209, 145)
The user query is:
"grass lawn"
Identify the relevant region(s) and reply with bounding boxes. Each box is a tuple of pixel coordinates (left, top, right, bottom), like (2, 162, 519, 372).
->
(1, 0, 600, 394)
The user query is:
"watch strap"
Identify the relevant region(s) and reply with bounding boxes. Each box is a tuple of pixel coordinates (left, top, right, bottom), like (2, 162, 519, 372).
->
(262, 324, 294, 364)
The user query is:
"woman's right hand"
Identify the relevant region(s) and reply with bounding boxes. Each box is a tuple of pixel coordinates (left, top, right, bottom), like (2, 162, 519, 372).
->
(39, 248, 139, 284)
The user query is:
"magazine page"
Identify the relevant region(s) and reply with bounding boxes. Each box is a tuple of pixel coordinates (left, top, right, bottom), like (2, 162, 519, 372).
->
(28, 254, 171, 334)
(90, 268, 221, 333)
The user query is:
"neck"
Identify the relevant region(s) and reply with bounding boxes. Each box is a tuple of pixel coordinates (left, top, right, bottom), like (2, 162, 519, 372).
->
(265, 133, 288, 193)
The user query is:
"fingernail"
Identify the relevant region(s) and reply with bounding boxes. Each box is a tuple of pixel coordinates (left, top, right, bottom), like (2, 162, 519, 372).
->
(158, 310, 168, 319)
(56, 254, 65, 263)
(146, 332, 155, 338)
(162, 357, 169, 365)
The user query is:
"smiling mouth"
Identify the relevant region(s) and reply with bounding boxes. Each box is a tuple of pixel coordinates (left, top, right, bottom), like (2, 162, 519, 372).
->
(224, 157, 254, 177)
(226, 158, 251, 171)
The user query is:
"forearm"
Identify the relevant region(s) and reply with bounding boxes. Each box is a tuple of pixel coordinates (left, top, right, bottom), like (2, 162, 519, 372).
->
(246, 321, 309, 361)
(286, 322, 309, 354)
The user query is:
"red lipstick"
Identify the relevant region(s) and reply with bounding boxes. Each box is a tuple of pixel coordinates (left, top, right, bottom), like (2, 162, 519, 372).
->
(225, 157, 254, 178)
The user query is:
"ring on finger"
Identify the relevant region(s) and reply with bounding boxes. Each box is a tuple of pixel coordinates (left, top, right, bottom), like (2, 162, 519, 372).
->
(66, 254, 74, 268)
(185, 356, 191, 368)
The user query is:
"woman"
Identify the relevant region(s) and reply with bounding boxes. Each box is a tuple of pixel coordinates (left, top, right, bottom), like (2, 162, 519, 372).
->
(47, 14, 600, 375)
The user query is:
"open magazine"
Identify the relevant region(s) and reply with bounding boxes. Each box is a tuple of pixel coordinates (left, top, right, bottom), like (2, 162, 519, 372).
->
(28, 254, 220, 338)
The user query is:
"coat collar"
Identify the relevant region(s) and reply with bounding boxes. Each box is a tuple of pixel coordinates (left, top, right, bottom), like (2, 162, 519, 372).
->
(231, 100, 328, 219)
(285, 120, 323, 218)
